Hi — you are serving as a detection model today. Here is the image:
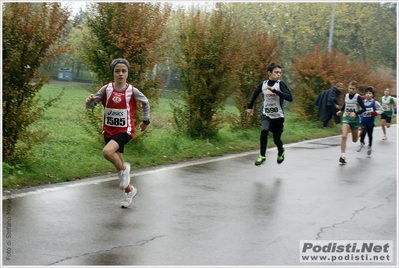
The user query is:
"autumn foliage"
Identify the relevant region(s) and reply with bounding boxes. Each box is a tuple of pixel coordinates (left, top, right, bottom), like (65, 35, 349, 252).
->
(2, 3, 70, 163)
(82, 3, 171, 96)
(172, 4, 244, 138)
(291, 45, 394, 121)
(78, 3, 171, 138)
(232, 29, 282, 129)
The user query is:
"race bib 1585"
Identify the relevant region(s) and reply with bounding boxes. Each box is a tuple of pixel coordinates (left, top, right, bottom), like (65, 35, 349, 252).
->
(104, 108, 127, 127)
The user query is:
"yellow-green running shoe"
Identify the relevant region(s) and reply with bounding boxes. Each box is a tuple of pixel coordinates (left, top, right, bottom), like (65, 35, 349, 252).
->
(277, 148, 285, 164)
(255, 155, 266, 166)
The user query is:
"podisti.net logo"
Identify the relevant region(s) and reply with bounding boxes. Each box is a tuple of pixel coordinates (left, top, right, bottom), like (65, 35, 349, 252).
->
(299, 240, 393, 263)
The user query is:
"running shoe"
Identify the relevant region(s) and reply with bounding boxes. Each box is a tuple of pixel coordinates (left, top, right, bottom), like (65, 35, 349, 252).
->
(339, 156, 346, 164)
(382, 135, 387, 140)
(277, 147, 285, 164)
(121, 186, 138, 208)
(356, 142, 364, 152)
(367, 146, 372, 155)
(255, 155, 266, 166)
(118, 163, 131, 190)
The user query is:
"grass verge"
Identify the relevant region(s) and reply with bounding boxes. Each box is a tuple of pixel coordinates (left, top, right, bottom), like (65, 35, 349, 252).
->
(3, 82, 365, 190)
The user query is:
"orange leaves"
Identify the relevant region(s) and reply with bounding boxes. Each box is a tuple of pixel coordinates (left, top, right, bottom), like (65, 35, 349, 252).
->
(84, 2, 171, 86)
(291, 45, 394, 121)
(3, 3, 70, 162)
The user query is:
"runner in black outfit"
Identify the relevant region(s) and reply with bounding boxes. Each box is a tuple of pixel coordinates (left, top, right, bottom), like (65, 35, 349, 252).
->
(246, 63, 293, 166)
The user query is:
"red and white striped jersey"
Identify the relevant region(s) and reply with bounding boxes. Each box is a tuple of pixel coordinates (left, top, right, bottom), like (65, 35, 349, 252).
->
(101, 83, 137, 138)
(86, 82, 150, 139)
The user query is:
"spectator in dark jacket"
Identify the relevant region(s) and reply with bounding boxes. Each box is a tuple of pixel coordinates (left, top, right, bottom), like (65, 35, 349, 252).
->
(314, 82, 344, 128)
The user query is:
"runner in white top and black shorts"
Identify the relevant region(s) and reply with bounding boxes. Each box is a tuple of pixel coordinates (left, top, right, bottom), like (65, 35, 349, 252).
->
(246, 63, 293, 166)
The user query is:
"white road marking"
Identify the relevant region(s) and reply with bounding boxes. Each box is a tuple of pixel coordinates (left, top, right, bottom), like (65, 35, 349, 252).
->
(2, 133, 345, 200)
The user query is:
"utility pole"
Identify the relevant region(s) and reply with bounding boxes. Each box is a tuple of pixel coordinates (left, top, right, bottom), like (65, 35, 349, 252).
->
(328, 2, 336, 52)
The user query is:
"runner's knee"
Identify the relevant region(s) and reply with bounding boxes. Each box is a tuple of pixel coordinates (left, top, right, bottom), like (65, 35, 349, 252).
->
(102, 147, 113, 158)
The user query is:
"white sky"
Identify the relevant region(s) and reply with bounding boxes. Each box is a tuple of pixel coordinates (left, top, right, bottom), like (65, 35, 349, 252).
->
(60, 1, 89, 15)
(61, 1, 209, 16)
(59, 1, 348, 16)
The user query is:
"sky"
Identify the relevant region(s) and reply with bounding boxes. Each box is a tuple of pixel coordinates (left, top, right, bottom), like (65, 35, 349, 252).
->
(61, 1, 350, 16)
(61, 1, 89, 15)
(61, 1, 207, 16)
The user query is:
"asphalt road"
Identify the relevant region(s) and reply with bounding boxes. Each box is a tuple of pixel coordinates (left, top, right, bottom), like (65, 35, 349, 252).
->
(2, 126, 397, 267)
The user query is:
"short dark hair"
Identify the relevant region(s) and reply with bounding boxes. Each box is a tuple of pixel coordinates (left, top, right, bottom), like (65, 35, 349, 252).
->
(349, 81, 359, 89)
(267, 63, 282, 73)
(364, 86, 375, 97)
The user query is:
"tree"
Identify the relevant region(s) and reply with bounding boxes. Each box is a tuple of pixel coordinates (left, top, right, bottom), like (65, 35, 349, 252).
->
(291, 45, 394, 121)
(331, 2, 396, 70)
(232, 30, 281, 129)
(172, 3, 243, 138)
(164, 2, 281, 131)
(2, 3, 71, 163)
(223, 3, 282, 129)
(81, 2, 171, 90)
(370, 2, 397, 71)
(76, 2, 171, 138)
(238, 2, 397, 80)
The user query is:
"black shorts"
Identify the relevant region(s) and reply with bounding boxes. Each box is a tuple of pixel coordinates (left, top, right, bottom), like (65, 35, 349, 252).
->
(261, 116, 284, 133)
(381, 113, 392, 123)
(104, 133, 132, 153)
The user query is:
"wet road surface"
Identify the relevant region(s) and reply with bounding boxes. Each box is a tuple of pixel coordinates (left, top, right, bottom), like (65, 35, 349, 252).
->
(2, 126, 397, 266)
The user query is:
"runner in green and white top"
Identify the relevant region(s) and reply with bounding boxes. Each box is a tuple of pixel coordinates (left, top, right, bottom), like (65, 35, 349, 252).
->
(336, 81, 366, 164)
(379, 88, 397, 140)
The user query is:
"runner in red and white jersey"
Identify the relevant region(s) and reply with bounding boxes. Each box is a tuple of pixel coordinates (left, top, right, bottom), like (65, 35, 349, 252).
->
(86, 58, 150, 208)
